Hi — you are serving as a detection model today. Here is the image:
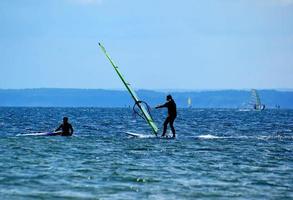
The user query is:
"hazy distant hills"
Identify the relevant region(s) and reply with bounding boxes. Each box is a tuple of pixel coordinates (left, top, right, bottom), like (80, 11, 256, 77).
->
(0, 89, 292, 108)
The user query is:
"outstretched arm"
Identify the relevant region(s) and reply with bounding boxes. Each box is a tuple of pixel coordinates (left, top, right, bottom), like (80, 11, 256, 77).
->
(155, 102, 168, 109)
(55, 125, 62, 132)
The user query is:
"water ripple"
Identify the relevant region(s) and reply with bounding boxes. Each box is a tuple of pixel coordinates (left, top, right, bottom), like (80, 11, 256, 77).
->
(0, 108, 292, 199)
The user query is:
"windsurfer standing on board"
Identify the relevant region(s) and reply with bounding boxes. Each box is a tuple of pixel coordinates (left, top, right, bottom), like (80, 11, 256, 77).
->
(155, 95, 177, 138)
(55, 117, 74, 136)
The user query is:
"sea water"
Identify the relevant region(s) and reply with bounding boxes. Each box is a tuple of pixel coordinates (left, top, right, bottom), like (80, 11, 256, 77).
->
(0, 108, 292, 199)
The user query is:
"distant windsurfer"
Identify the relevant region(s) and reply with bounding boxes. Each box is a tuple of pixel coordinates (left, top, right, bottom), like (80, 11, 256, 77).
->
(155, 95, 177, 138)
(55, 117, 74, 136)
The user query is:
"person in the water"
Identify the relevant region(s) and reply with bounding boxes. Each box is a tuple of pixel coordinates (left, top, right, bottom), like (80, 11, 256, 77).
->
(155, 95, 177, 138)
(55, 117, 74, 136)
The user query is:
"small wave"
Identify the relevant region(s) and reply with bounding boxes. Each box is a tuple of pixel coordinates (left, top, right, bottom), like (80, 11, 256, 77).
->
(195, 135, 253, 140)
(238, 109, 251, 112)
(195, 134, 293, 140)
(257, 135, 293, 140)
(197, 134, 222, 139)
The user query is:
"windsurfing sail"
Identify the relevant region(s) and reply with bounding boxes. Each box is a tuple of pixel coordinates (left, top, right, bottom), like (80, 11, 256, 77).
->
(98, 43, 158, 135)
(187, 97, 192, 108)
(250, 89, 265, 111)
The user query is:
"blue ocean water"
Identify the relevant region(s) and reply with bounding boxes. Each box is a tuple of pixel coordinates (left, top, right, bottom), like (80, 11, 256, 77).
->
(0, 107, 292, 199)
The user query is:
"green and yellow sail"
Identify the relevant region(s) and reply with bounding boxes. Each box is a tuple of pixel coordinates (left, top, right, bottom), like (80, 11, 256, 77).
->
(98, 43, 158, 135)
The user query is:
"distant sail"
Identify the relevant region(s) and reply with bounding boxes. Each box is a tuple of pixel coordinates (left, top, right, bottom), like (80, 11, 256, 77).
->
(250, 89, 265, 111)
(187, 97, 192, 108)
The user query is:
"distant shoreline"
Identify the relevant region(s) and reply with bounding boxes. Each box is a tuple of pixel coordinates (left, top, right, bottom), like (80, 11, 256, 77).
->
(1, 88, 293, 92)
(0, 88, 292, 108)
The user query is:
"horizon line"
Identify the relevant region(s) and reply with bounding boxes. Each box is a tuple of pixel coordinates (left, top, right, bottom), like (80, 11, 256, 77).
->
(0, 87, 293, 92)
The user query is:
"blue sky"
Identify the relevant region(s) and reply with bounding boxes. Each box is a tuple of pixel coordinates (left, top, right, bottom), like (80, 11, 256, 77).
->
(0, 0, 292, 90)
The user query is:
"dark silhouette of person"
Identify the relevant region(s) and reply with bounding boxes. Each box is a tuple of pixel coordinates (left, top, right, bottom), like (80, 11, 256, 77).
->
(55, 117, 74, 136)
(155, 95, 177, 138)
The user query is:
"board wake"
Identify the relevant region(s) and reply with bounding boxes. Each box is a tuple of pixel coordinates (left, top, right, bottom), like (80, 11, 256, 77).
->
(125, 132, 156, 138)
(125, 132, 175, 139)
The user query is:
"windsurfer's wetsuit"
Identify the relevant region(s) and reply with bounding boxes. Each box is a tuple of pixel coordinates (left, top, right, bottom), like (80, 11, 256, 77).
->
(156, 99, 177, 137)
(55, 122, 74, 136)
